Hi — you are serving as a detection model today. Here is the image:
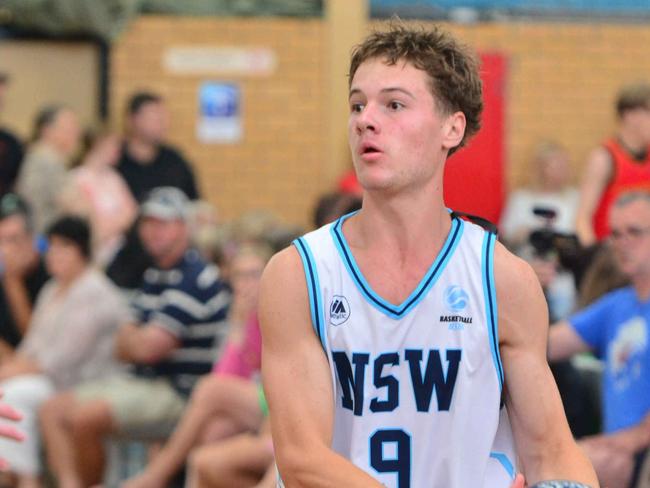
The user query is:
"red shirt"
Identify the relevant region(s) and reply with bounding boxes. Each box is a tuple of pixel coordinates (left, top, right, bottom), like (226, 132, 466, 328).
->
(593, 138, 650, 240)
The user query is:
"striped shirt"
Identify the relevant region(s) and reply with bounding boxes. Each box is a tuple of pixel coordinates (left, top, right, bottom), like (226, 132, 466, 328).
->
(131, 249, 230, 396)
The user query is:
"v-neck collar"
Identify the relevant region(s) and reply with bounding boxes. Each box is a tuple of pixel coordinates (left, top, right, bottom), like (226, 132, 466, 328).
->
(330, 212, 464, 319)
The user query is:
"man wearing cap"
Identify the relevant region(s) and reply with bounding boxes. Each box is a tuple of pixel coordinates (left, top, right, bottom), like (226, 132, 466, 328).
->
(0, 73, 24, 197)
(39, 187, 231, 488)
(0, 193, 49, 357)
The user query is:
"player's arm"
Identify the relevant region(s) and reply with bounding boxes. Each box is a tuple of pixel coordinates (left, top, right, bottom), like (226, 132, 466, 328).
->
(260, 247, 383, 488)
(495, 243, 599, 486)
(575, 148, 613, 246)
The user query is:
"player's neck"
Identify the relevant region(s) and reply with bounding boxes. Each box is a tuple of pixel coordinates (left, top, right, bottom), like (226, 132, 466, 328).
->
(354, 189, 451, 256)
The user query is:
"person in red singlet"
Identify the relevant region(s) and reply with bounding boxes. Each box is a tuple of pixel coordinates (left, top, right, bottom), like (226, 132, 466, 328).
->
(576, 82, 650, 246)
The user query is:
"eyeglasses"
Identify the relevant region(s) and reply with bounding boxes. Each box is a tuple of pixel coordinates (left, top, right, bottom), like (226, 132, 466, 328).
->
(609, 225, 650, 242)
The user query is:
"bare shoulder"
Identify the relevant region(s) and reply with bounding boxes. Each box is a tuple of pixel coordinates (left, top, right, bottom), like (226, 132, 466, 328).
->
(261, 245, 304, 287)
(259, 245, 310, 337)
(493, 241, 549, 346)
(493, 241, 542, 299)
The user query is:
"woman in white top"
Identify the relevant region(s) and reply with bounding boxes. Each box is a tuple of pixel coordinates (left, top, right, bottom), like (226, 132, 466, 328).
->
(500, 141, 579, 320)
(0, 216, 129, 487)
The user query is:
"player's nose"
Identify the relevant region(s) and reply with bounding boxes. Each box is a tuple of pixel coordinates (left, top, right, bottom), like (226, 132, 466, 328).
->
(355, 103, 379, 134)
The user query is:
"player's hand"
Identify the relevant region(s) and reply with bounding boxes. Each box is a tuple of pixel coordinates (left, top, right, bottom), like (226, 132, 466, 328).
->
(510, 473, 526, 488)
(0, 390, 24, 470)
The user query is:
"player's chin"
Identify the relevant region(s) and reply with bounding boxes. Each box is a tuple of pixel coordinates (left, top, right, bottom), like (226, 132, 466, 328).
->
(355, 171, 396, 192)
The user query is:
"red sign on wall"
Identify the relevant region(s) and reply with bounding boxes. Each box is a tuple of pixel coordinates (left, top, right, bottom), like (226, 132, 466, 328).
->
(443, 53, 507, 225)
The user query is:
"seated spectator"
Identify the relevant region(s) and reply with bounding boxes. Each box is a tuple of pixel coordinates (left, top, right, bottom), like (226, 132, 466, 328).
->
(39, 187, 230, 487)
(501, 141, 579, 321)
(0, 194, 49, 358)
(16, 105, 81, 234)
(548, 191, 650, 487)
(501, 141, 578, 252)
(0, 73, 24, 197)
(59, 129, 137, 266)
(117, 92, 199, 202)
(0, 216, 129, 487)
(122, 242, 271, 488)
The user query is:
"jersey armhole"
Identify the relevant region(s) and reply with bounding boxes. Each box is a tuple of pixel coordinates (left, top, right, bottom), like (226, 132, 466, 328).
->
(482, 231, 504, 391)
(293, 237, 327, 351)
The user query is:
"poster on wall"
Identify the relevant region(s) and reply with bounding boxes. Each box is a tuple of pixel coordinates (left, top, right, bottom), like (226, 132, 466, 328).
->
(197, 82, 242, 143)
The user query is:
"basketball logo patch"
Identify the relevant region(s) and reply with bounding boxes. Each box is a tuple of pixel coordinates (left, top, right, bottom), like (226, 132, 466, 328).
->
(330, 295, 351, 325)
(444, 285, 469, 313)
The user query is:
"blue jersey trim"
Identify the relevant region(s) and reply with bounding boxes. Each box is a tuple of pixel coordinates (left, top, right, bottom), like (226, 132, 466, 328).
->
(482, 232, 504, 390)
(489, 451, 515, 479)
(293, 238, 326, 351)
(330, 213, 464, 320)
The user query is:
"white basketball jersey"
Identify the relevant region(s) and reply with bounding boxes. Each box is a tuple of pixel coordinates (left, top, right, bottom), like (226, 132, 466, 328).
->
(293, 213, 517, 488)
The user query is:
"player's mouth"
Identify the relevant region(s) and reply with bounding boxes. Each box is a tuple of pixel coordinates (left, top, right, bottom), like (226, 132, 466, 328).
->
(359, 142, 382, 159)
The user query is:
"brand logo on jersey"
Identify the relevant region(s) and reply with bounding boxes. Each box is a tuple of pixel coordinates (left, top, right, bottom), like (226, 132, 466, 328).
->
(330, 295, 351, 325)
(441, 285, 472, 330)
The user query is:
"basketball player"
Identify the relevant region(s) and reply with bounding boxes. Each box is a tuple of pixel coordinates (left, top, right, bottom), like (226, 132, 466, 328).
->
(260, 24, 598, 487)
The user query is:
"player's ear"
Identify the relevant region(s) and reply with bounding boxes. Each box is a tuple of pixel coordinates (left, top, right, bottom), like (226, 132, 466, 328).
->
(442, 111, 466, 151)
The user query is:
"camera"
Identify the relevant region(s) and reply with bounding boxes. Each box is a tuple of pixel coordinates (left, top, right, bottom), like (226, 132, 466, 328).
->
(528, 207, 580, 267)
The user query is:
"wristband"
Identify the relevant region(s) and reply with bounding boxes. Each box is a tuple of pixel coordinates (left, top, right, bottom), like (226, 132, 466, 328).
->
(530, 482, 592, 488)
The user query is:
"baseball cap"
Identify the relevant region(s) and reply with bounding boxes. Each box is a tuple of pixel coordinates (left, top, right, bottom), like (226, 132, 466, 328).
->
(0, 193, 30, 221)
(140, 187, 189, 221)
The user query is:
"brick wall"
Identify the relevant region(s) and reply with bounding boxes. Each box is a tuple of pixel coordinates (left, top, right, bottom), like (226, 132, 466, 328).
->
(111, 16, 326, 228)
(113, 16, 650, 225)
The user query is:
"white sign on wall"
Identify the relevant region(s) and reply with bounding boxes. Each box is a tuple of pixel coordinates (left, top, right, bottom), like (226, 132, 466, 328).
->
(165, 47, 276, 76)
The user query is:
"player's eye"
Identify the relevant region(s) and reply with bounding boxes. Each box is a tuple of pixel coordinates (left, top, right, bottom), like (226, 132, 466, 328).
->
(388, 101, 405, 111)
(350, 102, 365, 113)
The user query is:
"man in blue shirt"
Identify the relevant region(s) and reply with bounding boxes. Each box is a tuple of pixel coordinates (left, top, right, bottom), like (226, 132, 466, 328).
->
(549, 190, 650, 487)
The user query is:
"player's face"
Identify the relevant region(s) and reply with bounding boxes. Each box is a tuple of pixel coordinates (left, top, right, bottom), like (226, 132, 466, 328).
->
(608, 199, 650, 277)
(348, 57, 464, 195)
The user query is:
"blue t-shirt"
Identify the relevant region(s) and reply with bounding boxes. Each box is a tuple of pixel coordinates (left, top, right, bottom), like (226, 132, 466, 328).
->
(569, 286, 650, 433)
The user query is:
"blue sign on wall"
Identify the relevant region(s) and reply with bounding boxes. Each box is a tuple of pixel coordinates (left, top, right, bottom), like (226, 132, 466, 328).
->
(197, 82, 242, 143)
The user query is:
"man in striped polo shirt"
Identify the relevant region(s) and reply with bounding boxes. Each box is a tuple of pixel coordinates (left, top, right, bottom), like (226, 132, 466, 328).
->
(39, 187, 231, 488)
